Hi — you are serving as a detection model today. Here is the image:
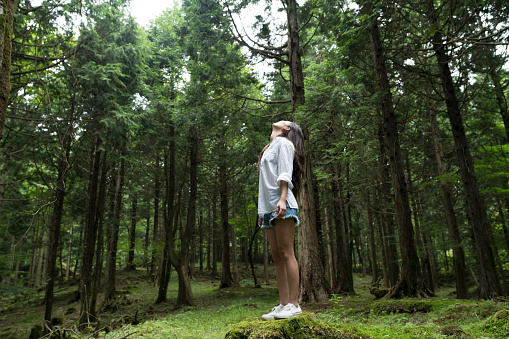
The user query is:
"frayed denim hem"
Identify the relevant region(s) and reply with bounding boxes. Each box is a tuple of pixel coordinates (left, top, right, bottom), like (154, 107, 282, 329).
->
(261, 214, 300, 229)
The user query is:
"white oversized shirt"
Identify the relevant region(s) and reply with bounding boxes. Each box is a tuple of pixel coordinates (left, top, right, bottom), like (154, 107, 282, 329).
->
(258, 137, 298, 217)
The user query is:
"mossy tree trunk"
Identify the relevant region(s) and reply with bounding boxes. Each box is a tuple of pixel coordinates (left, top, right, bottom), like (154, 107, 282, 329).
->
(0, 0, 15, 141)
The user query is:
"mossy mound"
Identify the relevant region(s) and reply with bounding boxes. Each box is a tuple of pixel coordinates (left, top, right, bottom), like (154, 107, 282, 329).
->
(438, 301, 502, 325)
(477, 309, 509, 338)
(370, 299, 432, 315)
(224, 313, 370, 339)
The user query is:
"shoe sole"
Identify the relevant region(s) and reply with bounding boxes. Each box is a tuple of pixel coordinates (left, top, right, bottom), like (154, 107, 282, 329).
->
(274, 312, 302, 319)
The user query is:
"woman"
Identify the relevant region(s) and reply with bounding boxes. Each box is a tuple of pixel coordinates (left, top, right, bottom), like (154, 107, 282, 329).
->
(258, 120, 305, 320)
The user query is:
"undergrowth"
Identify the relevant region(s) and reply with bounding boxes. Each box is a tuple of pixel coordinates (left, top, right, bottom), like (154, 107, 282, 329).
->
(0, 269, 508, 338)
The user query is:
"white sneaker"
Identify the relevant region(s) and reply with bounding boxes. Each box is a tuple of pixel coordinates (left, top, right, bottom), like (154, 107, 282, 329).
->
(274, 303, 302, 319)
(261, 304, 284, 321)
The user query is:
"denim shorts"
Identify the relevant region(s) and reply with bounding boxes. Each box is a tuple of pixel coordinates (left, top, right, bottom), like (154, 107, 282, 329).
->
(261, 201, 300, 228)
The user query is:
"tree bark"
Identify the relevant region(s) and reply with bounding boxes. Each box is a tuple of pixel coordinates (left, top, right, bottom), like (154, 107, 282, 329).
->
(298, 153, 331, 302)
(263, 230, 269, 284)
(405, 154, 435, 293)
(174, 125, 197, 304)
(151, 156, 160, 280)
(212, 197, 219, 278)
(366, 3, 430, 298)
(248, 216, 261, 287)
(219, 139, 235, 288)
(429, 108, 468, 298)
(90, 150, 108, 318)
(127, 195, 138, 270)
(331, 164, 353, 294)
(79, 136, 102, 327)
(199, 211, 204, 271)
(0, 155, 7, 215)
(366, 190, 378, 285)
(156, 124, 176, 303)
(0, 0, 15, 141)
(44, 133, 71, 322)
(104, 144, 127, 302)
(427, 0, 501, 299)
(285, 0, 304, 111)
(324, 205, 335, 288)
(377, 124, 399, 287)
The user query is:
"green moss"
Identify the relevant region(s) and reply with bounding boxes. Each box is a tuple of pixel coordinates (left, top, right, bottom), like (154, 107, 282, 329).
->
(437, 301, 502, 325)
(476, 309, 509, 338)
(19, 313, 40, 323)
(371, 299, 433, 315)
(224, 313, 368, 339)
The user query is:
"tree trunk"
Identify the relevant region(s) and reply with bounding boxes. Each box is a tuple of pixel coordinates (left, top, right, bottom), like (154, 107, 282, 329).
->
(331, 164, 353, 294)
(499, 206, 509, 259)
(324, 206, 335, 288)
(298, 153, 331, 302)
(44, 133, 71, 322)
(35, 221, 46, 287)
(104, 144, 127, 302)
(366, 3, 430, 298)
(429, 106, 469, 298)
(0, 155, 7, 215)
(377, 124, 399, 287)
(90, 150, 108, 318)
(219, 139, 235, 288)
(405, 153, 435, 293)
(366, 190, 378, 285)
(199, 211, 204, 271)
(313, 173, 326, 272)
(285, 0, 304, 111)
(65, 223, 73, 281)
(374, 199, 389, 288)
(127, 195, 138, 271)
(0, 0, 15, 141)
(263, 230, 269, 284)
(248, 216, 261, 287)
(212, 197, 219, 278)
(79, 136, 102, 327)
(156, 124, 176, 303)
(427, 0, 501, 299)
(175, 125, 197, 304)
(151, 156, 160, 280)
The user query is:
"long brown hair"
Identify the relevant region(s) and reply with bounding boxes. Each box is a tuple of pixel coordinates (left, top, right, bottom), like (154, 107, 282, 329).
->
(280, 122, 305, 196)
(258, 122, 306, 195)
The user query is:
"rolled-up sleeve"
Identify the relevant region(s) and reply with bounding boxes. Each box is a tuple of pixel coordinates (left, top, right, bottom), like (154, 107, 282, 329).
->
(277, 139, 294, 190)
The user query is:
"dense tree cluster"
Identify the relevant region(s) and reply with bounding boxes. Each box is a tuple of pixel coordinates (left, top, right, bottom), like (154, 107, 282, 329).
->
(0, 0, 508, 330)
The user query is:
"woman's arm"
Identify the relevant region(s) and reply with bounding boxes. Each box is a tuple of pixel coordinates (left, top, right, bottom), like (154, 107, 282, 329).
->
(276, 181, 288, 218)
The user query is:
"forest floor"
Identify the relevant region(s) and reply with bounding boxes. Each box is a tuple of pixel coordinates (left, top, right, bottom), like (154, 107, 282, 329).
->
(1, 266, 508, 338)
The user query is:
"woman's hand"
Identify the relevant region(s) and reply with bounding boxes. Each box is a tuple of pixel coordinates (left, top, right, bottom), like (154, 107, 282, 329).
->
(258, 217, 263, 228)
(276, 199, 286, 218)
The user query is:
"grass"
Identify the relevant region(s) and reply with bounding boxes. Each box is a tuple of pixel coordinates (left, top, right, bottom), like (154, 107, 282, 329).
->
(0, 267, 508, 338)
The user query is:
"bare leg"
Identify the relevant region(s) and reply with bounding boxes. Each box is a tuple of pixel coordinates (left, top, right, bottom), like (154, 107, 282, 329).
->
(266, 218, 299, 306)
(274, 218, 299, 306)
(266, 228, 289, 305)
